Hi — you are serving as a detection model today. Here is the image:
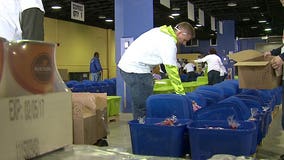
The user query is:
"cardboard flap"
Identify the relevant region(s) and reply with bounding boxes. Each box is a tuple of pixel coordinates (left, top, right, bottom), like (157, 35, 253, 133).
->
(235, 61, 269, 66)
(228, 50, 263, 62)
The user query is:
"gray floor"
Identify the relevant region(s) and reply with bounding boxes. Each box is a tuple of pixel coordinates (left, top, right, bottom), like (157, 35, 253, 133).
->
(107, 106, 284, 160)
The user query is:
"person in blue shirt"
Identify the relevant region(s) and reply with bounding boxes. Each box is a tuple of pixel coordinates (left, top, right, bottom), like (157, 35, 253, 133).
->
(90, 52, 102, 81)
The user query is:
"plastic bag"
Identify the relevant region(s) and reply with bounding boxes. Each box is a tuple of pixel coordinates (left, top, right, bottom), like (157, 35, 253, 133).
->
(192, 100, 202, 112)
(227, 115, 240, 129)
(155, 115, 177, 126)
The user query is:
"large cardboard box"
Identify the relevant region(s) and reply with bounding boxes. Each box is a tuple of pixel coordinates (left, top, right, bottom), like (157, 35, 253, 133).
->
(0, 92, 73, 160)
(72, 93, 108, 144)
(228, 50, 282, 89)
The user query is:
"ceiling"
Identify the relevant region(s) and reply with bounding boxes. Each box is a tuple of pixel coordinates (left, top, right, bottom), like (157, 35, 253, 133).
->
(42, 0, 284, 39)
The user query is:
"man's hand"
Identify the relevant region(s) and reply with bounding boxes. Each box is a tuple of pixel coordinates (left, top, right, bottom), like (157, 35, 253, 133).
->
(271, 56, 284, 70)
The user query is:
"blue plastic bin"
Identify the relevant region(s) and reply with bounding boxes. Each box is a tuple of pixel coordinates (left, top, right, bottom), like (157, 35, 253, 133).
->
(146, 94, 192, 119)
(128, 118, 190, 157)
(187, 120, 257, 160)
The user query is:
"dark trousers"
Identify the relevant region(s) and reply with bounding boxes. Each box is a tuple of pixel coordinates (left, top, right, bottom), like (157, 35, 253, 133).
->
(208, 70, 220, 85)
(21, 8, 44, 40)
(187, 71, 196, 82)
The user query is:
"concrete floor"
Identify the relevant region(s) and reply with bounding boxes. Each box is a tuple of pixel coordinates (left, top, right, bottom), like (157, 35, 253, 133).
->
(107, 106, 284, 160)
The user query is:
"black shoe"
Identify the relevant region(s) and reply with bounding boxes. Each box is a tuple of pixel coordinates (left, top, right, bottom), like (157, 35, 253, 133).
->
(94, 139, 109, 147)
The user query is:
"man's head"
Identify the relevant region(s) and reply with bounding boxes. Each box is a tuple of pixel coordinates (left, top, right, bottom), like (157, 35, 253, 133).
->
(174, 22, 195, 45)
(209, 48, 217, 55)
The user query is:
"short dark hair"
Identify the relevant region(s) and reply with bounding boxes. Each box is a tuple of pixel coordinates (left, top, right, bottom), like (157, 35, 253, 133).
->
(94, 52, 99, 57)
(209, 48, 217, 54)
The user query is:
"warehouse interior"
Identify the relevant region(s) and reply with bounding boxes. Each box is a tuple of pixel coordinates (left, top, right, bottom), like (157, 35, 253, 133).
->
(1, 0, 284, 160)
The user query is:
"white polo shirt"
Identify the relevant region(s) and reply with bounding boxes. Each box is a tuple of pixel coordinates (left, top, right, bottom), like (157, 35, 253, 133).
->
(118, 27, 177, 73)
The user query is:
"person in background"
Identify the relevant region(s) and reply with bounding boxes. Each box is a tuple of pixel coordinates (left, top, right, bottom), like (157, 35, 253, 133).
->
(90, 52, 103, 81)
(118, 22, 195, 119)
(264, 1, 284, 159)
(194, 48, 224, 85)
(183, 60, 197, 81)
(219, 65, 227, 81)
(159, 63, 167, 79)
(19, 0, 45, 40)
(0, 0, 22, 41)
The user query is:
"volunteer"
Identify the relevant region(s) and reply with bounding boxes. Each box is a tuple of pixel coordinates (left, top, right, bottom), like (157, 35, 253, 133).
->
(118, 22, 195, 119)
(194, 48, 225, 85)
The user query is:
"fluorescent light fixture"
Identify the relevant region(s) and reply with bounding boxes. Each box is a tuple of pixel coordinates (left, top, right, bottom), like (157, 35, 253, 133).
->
(172, 7, 180, 11)
(105, 19, 113, 22)
(98, 15, 106, 19)
(261, 36, 268, 40)
(250, 26, 258, 29)
(51, 5, 62, 9)
(242, 18, 250, 21)
(196, 24, 202, 27)
(168, 15, 175, 19)
(251, 6, 259, 9)
(258, 20, 267, 23)
(264, 28, 272, 31)
(227, 2, 237, 7)
(171, 13, 180, 16)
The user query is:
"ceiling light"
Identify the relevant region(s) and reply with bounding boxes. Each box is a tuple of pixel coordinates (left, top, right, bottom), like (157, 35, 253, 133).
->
(227, 2, 237, 7)
(171, 13, 180, 17)
(168, 15, 175, 19)
(258, 20, 267, 23)
(196, 24, 202, 27)
(264, 28, 272, 31)
(105, 19, 113, 22)
(172, 7, 180, 11)
(251, 6, 259, 9)
(250, 26, 258, 29)
(261, 36, 268, 40)
(242, 18, 250, 21)
(51, 5, 62, 9)
(98, 15, 106, 19)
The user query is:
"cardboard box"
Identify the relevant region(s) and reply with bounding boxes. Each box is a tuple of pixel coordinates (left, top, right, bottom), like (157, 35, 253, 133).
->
(0, 92, 73, 160)
(228, 50, 282, 89)
(72, 93, 108, 144)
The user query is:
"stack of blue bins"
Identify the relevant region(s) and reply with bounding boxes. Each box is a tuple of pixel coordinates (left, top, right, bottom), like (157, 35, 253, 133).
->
(128, 79, 279, 159)
(65, 78, 117, 95)
(188, 80, 258, 159)
(128, 94, 192, 157)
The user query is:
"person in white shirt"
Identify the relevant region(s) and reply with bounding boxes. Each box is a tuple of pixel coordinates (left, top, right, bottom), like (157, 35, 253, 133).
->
(0, 0, 22, 41)
(118, 22, 195, 119)
(219, 65, 227, 81)
(183, 60, 196, 81)
(194, 48, 224, 85)
(19, 0, 45, 40)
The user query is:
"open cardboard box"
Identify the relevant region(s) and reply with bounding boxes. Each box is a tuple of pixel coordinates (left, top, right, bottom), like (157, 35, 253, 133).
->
(228, 50, 282, 89)
(72, 93, 108, 145)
